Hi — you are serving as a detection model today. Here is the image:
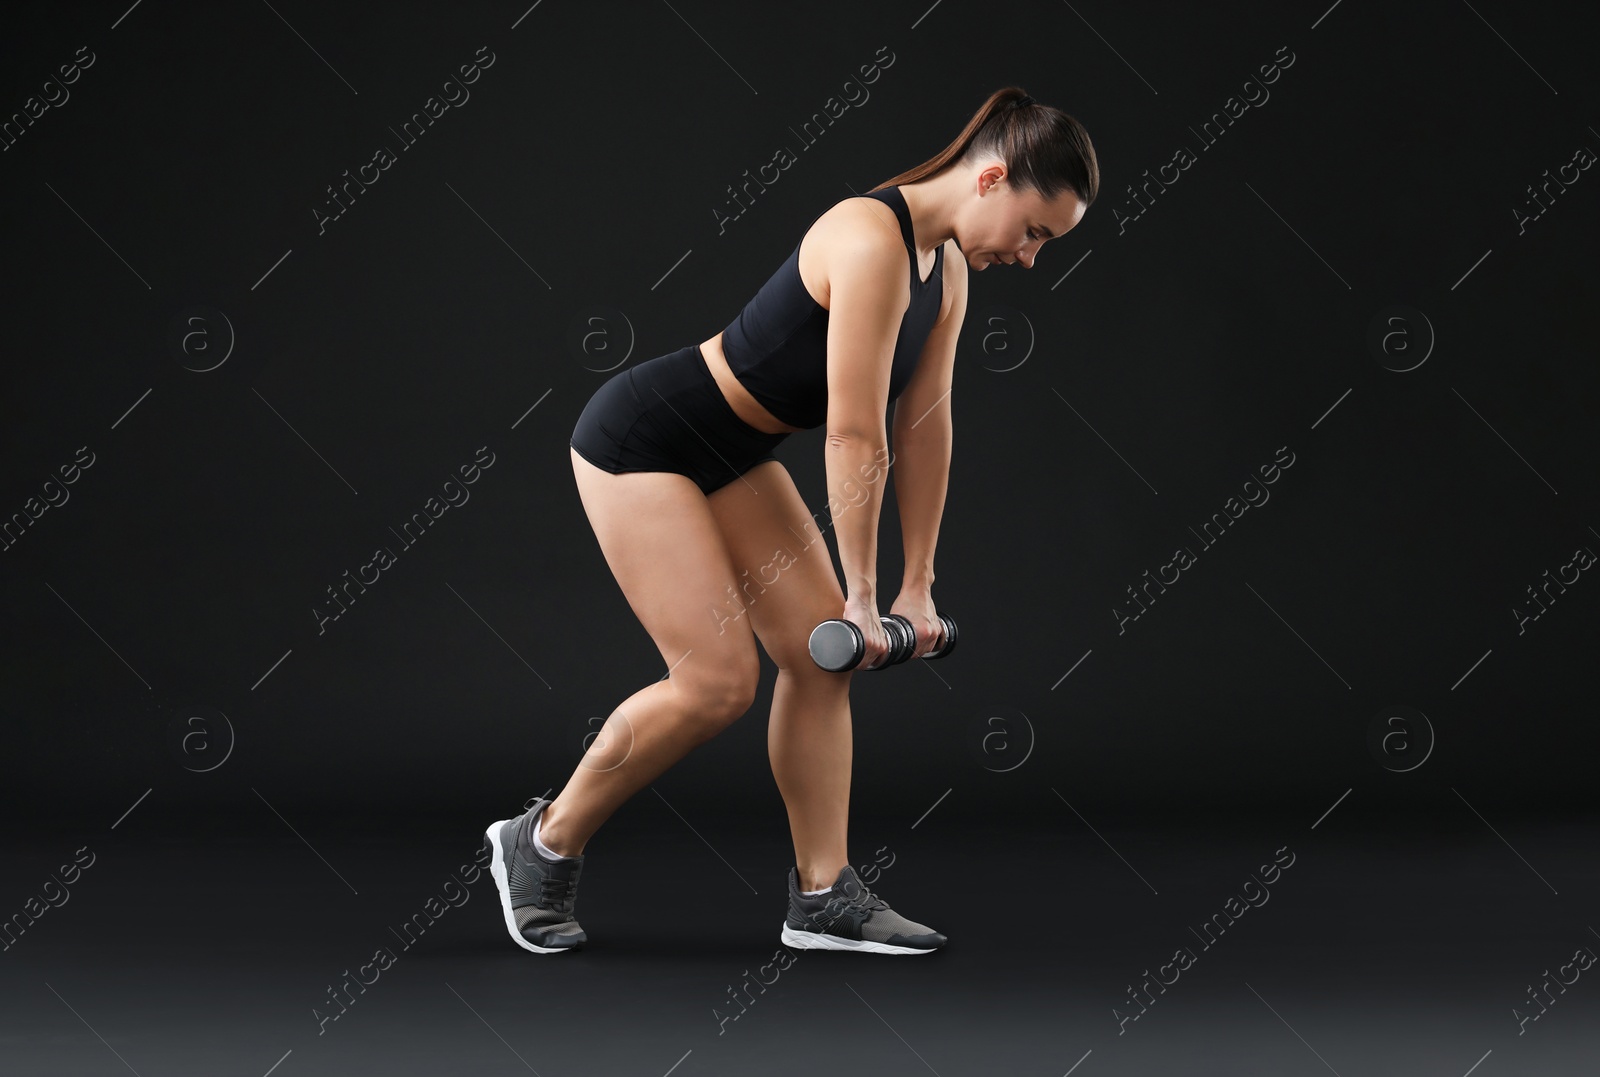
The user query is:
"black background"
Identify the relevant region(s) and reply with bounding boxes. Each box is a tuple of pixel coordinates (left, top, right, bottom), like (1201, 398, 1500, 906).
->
(3, 2, 1597, 1074)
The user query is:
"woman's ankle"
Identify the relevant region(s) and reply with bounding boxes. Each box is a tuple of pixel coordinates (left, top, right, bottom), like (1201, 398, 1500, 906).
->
(538, 803, 583, 858)
(797, 861, 846, 893)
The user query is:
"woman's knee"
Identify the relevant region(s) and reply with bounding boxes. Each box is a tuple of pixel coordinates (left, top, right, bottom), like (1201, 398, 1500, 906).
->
(672, 658, 760, 735)
(772, 655, 852, 705)
(761, 622, 841, 678)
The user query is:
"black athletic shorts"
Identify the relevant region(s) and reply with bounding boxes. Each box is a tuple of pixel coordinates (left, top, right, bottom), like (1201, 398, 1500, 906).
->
(570, 343, 792, 496)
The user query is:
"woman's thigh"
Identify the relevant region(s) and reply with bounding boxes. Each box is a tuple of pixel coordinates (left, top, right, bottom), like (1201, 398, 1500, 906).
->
(570, 447, 760, 715)
(704, 459, 845, 672)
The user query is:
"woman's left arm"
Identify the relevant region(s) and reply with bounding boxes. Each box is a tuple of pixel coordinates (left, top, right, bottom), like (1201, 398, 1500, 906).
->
(888, 241, 968, 657)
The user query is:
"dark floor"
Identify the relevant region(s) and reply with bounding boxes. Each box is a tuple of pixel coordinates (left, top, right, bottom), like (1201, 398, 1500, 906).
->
(3, 801, 1597, 1076)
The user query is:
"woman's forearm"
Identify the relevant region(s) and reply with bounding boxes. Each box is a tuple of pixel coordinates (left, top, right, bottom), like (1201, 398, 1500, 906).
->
(890, 419, 951, 590)
(824, 432, 891, 601)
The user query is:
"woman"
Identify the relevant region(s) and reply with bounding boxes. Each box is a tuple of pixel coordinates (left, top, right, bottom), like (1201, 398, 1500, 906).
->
(485, 86, 1097, 955)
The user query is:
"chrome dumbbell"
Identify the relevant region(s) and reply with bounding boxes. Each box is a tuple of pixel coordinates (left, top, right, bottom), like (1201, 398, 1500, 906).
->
(807, 613, 959, 672)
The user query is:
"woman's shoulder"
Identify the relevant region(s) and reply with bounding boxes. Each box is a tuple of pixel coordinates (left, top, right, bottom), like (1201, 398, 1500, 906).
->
(800, 195, 907, 271)
(795, 194, 909, 310)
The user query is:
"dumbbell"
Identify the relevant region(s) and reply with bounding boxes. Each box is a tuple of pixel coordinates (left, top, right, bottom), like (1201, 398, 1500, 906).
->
(808, 612, 959, 672)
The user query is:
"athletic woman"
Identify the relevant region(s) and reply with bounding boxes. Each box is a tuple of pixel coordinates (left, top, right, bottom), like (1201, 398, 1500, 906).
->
(486, 86, 1098, 955)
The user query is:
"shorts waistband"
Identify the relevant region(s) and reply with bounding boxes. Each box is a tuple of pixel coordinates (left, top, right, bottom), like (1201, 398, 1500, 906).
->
(690, 343, 783, 441)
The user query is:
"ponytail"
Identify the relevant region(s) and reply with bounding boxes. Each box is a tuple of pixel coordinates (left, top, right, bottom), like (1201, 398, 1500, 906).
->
(871, 85, 1099, 208)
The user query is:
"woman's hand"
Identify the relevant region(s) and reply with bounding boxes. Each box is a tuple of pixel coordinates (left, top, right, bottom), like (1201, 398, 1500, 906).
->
(841, 592, 890, 671)
(889, 587, 945, 660)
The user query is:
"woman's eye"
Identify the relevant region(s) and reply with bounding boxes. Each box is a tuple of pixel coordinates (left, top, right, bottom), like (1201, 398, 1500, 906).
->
(1026, 229, 1039, 241)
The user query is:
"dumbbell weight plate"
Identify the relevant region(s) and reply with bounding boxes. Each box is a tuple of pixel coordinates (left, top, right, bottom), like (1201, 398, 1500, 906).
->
(808, 619, 864, 673)
(883, 612, 959, 662)
(881, 615, 916, 666)
(862, 616, 903, 670)
(923, 613, 958, 660)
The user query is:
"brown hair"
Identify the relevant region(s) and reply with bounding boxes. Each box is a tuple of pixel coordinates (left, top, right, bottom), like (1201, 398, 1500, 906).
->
(870, 85, 1099, 209)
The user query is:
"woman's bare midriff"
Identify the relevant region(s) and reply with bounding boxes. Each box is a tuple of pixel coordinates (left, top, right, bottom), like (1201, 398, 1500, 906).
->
(697, 331, 807, 435)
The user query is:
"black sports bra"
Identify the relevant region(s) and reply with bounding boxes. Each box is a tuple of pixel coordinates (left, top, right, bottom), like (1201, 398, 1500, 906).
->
(719, 185, 944, 430)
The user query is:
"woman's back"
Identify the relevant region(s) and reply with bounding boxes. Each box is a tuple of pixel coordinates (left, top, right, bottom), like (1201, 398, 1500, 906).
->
(710, 186, 945, 432)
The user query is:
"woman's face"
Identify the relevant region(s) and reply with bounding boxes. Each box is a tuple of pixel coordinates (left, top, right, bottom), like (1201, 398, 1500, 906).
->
(963, 169, 1085, 270)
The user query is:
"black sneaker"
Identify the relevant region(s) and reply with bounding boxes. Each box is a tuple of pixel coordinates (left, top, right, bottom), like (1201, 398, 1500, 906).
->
(483, 798, 587, 953)
(780, 864, 946, 955)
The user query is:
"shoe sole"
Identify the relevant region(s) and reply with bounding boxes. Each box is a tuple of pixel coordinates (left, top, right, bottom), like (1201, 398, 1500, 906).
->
(780, 923, 942, 955)
(483, 819, 580, 955)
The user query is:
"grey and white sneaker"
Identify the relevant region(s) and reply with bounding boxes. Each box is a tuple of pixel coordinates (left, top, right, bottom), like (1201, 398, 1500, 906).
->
(780, 865, 946, 955)
(483, 798, 587, 953)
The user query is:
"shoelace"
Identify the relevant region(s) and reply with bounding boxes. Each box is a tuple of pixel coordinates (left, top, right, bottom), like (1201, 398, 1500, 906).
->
(539, 873, 577, 910)
(524, 812, 579, 910)
(817, 881, 888, 929)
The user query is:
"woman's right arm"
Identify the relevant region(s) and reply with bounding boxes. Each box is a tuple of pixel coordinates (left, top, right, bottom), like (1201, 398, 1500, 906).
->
(822, 211, 909, 669)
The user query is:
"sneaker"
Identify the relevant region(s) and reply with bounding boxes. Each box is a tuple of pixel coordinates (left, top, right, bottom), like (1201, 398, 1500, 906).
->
(483, 798, 587, 953)
(780, 864, 946, 955)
